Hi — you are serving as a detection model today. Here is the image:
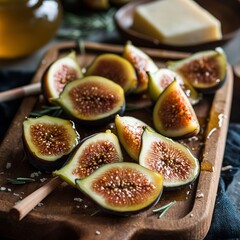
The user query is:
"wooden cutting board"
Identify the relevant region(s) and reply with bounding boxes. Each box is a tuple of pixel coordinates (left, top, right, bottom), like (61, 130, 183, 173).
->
(0, 41, 233, 240)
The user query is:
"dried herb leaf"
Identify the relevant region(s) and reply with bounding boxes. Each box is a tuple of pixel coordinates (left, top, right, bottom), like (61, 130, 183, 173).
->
(152, 201, 176, 219)
(7, 177, 35, 185)
(30, 105, 62, 117)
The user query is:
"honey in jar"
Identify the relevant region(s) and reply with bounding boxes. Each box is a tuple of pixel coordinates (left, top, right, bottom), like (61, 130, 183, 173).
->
(0, 0, 62, 59)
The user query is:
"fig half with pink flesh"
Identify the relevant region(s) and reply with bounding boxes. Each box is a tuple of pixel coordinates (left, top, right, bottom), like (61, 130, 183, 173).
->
(153, 80, 200, 139)
(115, 114, 152, 161)
(167, 48, 227, 93)
(52, 76, 125, 125)
(123, 41, 158, 93)
(139, 127, 200, 189)
(23, 115, 80, 171)
(148, 68, 201, 105)
(42, 51, 83, 103)
(85, 53, 137, 93)
(53, 130, 123, 186)
(76, 162, 164, 215)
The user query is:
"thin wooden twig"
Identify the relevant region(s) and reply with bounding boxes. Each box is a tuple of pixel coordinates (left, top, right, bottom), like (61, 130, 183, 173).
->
(10, 176, 62, 221)
(82, 41, 190, 59)
(0, 82, 41, 103)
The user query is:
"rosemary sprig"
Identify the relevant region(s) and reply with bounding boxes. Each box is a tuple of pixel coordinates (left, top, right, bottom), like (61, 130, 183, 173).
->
(58, 8, 117, 40)
(152, 201, 176, 219)
(90, 209, 101, 217)
(7, 177, 35, 185)
(30, 105, 63, 117)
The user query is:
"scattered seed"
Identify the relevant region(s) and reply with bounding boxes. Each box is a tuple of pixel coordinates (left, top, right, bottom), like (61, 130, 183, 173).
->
(74, 197, 83, 203)
(6, 162, 12, 169)
(30, 171, 42, 178)
(37, 202, 44, 207)
(95, 230, 101, 235)
(196, 191, 204, 198)
(40, 178, 48, 183)
(0, 187, 6, 191)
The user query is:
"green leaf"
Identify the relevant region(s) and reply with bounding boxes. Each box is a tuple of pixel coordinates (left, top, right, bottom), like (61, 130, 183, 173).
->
(7, 177, 35, 185)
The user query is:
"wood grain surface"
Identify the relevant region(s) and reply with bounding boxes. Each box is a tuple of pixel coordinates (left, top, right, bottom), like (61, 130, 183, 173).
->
(0, 41, 233, 240)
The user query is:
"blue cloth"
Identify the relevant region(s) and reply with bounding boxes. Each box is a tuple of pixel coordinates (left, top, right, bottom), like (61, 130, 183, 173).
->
(0, 71, 240, 239)
(0, 71, 33, 141)
(206, 124, 240, 239)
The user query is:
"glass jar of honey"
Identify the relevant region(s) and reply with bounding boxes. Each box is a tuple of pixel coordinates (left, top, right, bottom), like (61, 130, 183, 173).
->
(0, 0, 62, 59)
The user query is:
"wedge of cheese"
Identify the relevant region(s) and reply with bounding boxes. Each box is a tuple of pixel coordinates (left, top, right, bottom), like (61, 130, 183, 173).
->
(132, 0, 222, 46)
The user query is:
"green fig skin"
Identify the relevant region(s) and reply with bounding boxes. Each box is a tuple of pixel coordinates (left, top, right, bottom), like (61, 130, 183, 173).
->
(75, 162, 164, 215)
(139, 128, 200, 189)
(167, 48, 227, 93)
(153, 80, 200, 139)
(23, 115, 80, 172)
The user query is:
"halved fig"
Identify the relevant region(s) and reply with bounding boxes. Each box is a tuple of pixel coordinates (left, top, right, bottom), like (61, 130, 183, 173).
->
(42, 51, 83, 103)
(153, 80, 200, 139)
(148, 68, 201, 105)
(139, 128, 200, 189)
(75, 162, 164, 215)
(115, 114, 152, 161)
(53, 76, 125, 125)
(167, 48, 227, 93)
(85, 53, 137, 93)
(123, 41, 158, 93)
(23, 115, 80, 171)
(53, 130, 123, 186)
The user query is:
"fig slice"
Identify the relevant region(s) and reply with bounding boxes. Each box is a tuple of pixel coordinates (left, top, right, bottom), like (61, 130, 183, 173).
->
(53, 76, 125, 125)
(153, 80, 200, 139)
(167, 47, 227, 93)
(23, 115, 80, 171)
(139, 128, 200, 189)
(148, 68, 201, 105)
(42, 51, 83, 103)
(85, 53, 137, 93)
(115, 114, 152, 161)
(123, 41, 158, 93)
(53, 130, 123, 186)
(75, 162, 164, 215)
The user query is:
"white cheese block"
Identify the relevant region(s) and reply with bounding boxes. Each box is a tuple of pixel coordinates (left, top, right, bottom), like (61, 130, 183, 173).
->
(132, 0, 222, 46)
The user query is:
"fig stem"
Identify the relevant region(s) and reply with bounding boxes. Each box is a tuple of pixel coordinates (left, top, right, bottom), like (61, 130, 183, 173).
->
(9, 176, 62, 221)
